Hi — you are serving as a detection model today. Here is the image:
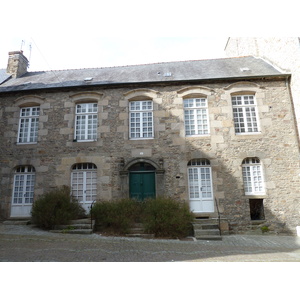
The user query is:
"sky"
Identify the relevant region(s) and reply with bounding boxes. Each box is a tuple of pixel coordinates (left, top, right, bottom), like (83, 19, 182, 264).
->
(0, 37, 229, 71)
(1, 0, 298, 72)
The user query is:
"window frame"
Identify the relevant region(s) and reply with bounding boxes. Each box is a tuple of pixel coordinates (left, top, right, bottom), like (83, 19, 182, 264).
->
(71, 163, 97, 205)
(183, 97, 210, 136)
(12, 166, 36, 205)
(17, 106, 40, 144)
(74, 103, 98, 142)
(232, 94, 260, 134)
(242, 157, 265, 195)
(129, 100, 154, 140)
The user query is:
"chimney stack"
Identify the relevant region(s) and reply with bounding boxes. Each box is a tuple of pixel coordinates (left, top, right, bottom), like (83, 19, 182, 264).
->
(6, 51, 29, 78)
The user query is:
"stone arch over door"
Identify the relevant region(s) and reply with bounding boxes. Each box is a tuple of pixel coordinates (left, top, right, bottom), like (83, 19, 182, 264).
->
(119, 158, 165, 200)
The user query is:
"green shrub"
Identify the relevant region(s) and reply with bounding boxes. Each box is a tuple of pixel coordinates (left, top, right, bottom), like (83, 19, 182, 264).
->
(91, 197, 194, 238)
(91, 198, 142, 234)
(31, 186, 86, 229)
(142, 197, 194, 238)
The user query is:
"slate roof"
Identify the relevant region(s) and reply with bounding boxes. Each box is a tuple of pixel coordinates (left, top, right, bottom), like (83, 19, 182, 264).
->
(0, 56, 286, 93)
(0, 69, 11, 85)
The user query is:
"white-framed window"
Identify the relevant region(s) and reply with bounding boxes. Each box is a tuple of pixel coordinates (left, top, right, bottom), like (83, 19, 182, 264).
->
(184, 98, 209, 136)
(75, 103, 98, 141)
(242, 157, 265, 195)
(18, 107, 40, 143)
(187, 159, 214, 213)
(232, 95, 259, 134)
(12, 166, 35, 204)
(129, 100, 153, 139)
(71, 163, 97, 205)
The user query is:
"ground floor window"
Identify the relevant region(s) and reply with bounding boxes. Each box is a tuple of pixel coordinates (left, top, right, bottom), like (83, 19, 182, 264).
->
(249, 198, 265, 220)
(11, 165, 35, 217)
(71, 163, 97, 212)
(188, 159, 214, 213)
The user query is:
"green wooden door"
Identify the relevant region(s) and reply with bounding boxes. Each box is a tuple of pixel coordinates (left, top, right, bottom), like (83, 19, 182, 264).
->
(129, 172, 156, 201)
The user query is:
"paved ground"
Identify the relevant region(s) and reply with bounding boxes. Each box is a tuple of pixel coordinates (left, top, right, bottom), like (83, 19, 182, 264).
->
(1, 223, 300, 262)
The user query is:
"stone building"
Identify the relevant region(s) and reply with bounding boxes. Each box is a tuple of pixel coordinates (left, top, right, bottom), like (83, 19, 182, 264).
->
(1, 50, 300, 234)
(225, 37, 300, 135)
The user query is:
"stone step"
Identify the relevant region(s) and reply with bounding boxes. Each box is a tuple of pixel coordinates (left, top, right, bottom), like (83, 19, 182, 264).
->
(50, 229, 93, 234)
(54, 224, 92, 230)
(70, 218, 93, 225)
(195, 235, 222, 241)
(125, 233, 155, 239)
(51, 218, 95, 234)
(3, 218, 31, 225)
(193, 218, 220, 224)
(194, 229, 220, 236)
(193, 223, 219, 230)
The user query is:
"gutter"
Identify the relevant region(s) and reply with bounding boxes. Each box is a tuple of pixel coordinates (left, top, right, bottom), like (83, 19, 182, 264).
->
(0, 74, 291, 95)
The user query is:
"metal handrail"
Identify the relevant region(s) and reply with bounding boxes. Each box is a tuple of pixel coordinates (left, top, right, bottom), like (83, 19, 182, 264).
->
(214, 197, 221, 236)
(90, 200, 96, 230)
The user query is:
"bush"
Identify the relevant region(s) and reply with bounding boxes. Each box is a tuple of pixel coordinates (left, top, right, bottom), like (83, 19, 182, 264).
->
(31, 186, 86, 230)
(91, 198, 142, 234)
(143, 197, 194, 238)
(91, 197, 194, 238)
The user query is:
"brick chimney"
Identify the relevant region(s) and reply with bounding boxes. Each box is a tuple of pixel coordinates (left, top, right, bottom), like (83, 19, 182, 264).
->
(6, 51, 29, 78)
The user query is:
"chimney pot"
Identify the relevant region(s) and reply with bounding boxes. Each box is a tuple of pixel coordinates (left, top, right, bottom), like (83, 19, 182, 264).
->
(6, 50, 29, 78)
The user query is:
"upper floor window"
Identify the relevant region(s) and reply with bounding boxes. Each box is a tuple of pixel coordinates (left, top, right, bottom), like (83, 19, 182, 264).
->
(242, 157, 265, 195)
(232, 95, 259, 134)
(129, 100, 153, 139)
(184, 98, 209, 136)
(18, 106, 40, 144)
(75, 103, 98, 141)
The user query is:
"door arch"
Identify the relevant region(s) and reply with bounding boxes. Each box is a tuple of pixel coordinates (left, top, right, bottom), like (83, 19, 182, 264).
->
(129, 162, 156, 201)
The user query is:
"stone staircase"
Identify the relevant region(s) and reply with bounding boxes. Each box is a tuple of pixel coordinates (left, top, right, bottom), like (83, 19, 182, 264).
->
(50, 218, 95, 234)
(193, 218, 222, 240)
(125, 223, 155, 239)
(2, 218, 31, 225)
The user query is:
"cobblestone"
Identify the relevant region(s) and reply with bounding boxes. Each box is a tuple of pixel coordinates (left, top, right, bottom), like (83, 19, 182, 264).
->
(1, 224, 300, 262)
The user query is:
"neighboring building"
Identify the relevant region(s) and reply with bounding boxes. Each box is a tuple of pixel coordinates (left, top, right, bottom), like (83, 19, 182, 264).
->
(225, 37, 300, 135)
(1, 50, 300, 234)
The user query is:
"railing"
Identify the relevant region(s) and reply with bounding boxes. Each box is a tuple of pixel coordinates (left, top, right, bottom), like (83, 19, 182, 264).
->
(90, 200, 96, 230)
(214, 197, 221, 236)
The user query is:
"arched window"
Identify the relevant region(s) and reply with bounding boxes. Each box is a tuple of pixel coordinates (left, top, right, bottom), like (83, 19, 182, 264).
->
(187, 159, 214, 213)
(242, 157, 265, 195)
(71, 163, 97, 212)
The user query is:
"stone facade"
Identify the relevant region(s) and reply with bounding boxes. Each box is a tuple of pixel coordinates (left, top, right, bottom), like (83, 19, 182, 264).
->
(225, 37, 300, 136)
(1, 74, 300, 234)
